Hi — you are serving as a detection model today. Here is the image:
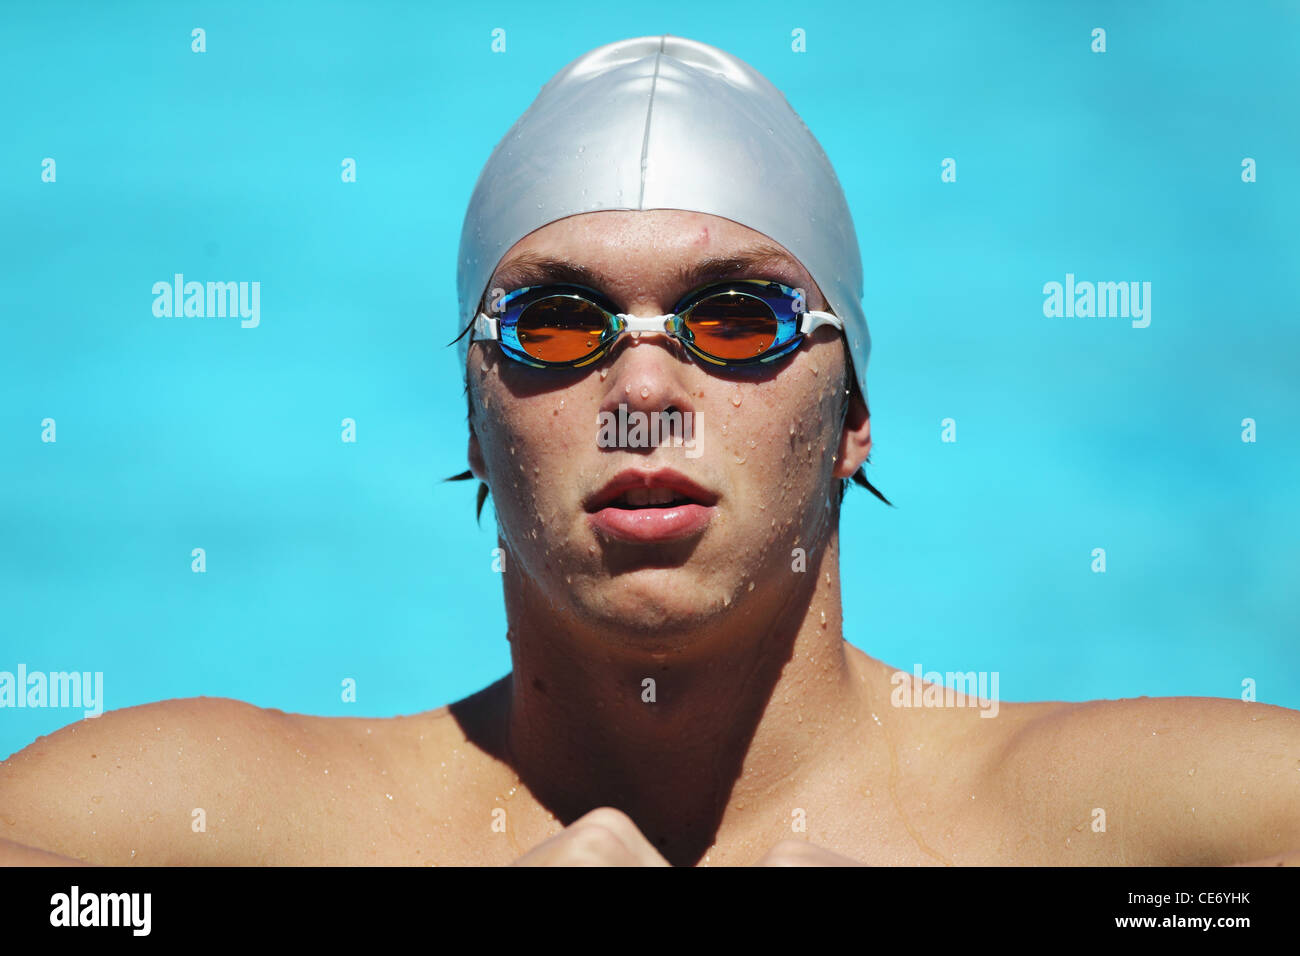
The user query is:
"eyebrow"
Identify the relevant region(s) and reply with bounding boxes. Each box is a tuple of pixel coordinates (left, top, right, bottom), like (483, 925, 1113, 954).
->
(488, 241, 807, 306)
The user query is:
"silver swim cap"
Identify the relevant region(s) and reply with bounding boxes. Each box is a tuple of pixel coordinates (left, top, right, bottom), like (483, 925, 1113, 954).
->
(456, 34, 871, 405)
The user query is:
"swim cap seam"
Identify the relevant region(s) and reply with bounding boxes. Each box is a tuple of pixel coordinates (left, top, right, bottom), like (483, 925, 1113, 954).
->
(636, 36, 667, 208)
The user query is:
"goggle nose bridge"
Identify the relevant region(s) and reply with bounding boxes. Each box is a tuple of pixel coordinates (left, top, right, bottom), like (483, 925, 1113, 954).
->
(615, 313, 676, 334)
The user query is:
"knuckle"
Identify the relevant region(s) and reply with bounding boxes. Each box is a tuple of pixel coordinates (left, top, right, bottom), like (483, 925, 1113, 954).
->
(576, 806, 635, 833)
(568, 824, 624, 859)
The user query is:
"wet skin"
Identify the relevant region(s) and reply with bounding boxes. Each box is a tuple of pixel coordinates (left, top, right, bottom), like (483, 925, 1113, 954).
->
(2, 211, 1298, 866)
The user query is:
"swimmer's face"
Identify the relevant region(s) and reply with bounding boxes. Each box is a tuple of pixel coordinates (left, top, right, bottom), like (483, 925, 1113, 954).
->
(467, 209, 871, 642)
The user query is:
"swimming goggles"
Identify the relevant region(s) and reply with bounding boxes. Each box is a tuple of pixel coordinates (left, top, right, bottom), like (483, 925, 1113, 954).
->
(469, 279, 844, 370)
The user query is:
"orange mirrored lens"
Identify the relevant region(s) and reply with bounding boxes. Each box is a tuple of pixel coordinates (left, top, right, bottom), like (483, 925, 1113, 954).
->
(516, 297, 608, 362)
(683, 293, 777, 360)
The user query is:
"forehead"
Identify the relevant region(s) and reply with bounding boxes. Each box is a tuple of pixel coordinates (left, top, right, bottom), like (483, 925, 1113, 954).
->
(487, 209, 818, 304)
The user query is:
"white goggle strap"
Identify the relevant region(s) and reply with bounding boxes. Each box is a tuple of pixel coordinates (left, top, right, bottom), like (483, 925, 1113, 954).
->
(799, 310, 844, 335)
(616, 314, 674, 333)
(473, 312, 500, 341)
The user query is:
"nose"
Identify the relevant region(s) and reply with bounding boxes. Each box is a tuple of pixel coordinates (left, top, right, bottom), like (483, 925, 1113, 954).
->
(598, 305, 696, 427)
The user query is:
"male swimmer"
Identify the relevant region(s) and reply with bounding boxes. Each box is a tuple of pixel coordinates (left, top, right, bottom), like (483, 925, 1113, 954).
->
(2, 36, 1297, 867)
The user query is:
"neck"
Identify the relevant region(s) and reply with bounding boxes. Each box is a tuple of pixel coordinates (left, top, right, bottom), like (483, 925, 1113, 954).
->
(496, 530, 874, 865)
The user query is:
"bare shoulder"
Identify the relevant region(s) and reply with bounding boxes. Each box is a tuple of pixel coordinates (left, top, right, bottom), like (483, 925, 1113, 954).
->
(987, 695, 1300, 864)
(0, 695, 379, 864)
(1, 681, 517, 865)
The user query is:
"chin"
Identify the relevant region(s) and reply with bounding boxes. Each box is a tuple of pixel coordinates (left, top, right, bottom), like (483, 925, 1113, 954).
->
(589, 598, 704, 634)
(571, 583, 743, 648)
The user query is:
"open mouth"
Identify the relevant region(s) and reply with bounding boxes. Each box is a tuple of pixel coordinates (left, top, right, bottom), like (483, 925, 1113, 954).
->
(605, 487, 697, 510)
(584, 468, 718, 513)
(584, 469, 718, 543)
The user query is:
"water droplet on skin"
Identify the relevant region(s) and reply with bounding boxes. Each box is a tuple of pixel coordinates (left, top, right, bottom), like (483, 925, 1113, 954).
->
(810, 365, 819, 375)
(640, 386, 650, 398)
(480, 362, 488, 372)
(599, 368, 608, 381)
(721, 423, 728, 435)
(820, 610, 827, 627)
(747, 439, 756, 449)
(1188, 767, 1196, 775)
(631, 330, 641, 340)
(588, 545, 597, 554)
(747, 581, 755, 591)
(734, 455, 747, 464)
(789, 423, 796, 435)
(624, 384, 631, 394)
(731, 391, 742, 407)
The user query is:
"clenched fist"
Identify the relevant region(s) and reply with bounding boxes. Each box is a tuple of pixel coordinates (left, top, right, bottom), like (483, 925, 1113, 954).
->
(510, 807, 671, 867)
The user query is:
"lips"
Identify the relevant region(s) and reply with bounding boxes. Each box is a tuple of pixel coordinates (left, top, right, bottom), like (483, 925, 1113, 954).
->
(585, 468, 718, 543)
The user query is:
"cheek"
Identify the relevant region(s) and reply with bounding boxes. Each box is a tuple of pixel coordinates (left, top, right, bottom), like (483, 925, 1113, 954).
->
(476, 389, 595, 529)
(716, 371, 842, 504)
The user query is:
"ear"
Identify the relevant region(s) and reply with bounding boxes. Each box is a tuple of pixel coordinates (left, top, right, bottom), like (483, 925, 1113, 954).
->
(832, 387, 871, 480)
